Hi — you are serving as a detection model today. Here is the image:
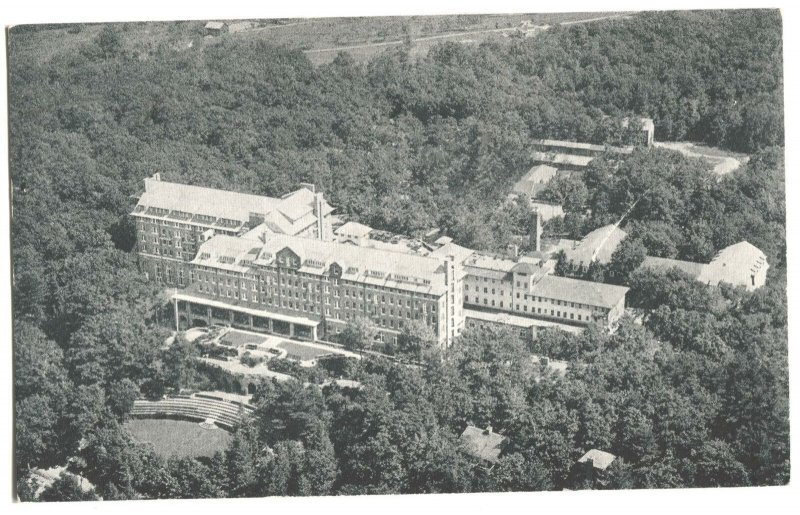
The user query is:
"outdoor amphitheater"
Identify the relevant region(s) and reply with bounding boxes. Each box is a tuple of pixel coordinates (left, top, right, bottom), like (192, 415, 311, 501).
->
(126, 392, 255, 458)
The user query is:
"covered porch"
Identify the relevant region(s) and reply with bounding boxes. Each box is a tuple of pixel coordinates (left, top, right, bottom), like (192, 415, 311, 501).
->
(173, 293, 321, 341)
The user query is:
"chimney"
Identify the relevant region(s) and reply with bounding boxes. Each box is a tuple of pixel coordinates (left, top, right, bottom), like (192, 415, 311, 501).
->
(314, 192, 329, 241)
(484, 425, 493, 435)
(530, 209, 542, 252)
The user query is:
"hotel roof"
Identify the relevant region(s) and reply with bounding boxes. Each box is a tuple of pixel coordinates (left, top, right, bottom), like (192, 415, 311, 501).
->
(193, 232, 452, 295)
(532, 275, 629, 308)
(134, 176, 333, 234)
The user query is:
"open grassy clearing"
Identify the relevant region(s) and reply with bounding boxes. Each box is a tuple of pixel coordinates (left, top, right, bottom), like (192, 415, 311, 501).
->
(10, 12, 634, 67)
(125, 418, 232, 459)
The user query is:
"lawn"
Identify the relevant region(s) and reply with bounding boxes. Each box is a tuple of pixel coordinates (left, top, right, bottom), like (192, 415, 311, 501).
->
(219, 330, 268, 348)
(277, 341, 333, 361)
(125, 418, 232, 458)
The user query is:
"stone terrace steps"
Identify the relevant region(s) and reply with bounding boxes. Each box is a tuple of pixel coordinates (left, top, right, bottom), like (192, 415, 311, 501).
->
(130, 394, 254, 430)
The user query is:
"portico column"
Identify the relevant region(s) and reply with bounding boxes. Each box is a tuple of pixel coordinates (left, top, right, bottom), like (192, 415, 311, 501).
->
(289, 323, 295, 337)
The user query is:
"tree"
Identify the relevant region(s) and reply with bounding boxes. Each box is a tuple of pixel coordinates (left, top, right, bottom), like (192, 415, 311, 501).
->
(38, 474, 98, 502)
(490, 451, 553, 492)
(607, 237, 647, 284)
(96, 26, 123, 58)
(396, 319, 437, 361)
(339, 315, 378, 354)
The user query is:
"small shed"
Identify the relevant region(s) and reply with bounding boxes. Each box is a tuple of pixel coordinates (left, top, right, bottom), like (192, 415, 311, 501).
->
(577, 449, 617, 471)
(204, 21, 225, 36)
(459, 425, 508, 466)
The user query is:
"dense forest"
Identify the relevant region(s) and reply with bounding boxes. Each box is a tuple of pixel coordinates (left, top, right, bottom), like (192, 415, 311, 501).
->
(10, 9, 787, 500)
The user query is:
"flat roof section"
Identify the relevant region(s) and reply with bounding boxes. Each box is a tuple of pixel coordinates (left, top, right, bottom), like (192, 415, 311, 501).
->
(173, 292, 321, 327)
(465, 308, 584, 334)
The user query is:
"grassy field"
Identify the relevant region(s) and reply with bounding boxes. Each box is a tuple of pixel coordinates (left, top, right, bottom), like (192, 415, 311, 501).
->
(125, 418, 232, 458)
(10, 12, 635, 67)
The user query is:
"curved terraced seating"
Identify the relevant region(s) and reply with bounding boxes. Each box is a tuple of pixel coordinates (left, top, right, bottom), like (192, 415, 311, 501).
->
(130, 394, 253, 430)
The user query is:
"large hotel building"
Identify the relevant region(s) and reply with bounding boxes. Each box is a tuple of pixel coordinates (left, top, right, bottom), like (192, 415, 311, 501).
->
(132, 175, 628, 347)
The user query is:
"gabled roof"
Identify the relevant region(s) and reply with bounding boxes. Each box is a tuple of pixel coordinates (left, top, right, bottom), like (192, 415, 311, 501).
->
(565, 224, 627, 265)
(532, 275, 628, 308)
(134, 177, 333, 236)
(335, 221, 373, 239)
(639, 256, 706, 279)
(578, 449, 616, 470)
(512, 165, 558, 197)
(194, 232, 452, 295)
(700, 241, 768, 288)
(459, 426, 508, 464)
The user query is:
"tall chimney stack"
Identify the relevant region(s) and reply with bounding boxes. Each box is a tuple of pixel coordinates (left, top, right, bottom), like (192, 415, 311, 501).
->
(314, 191, 329, 241)
(530, 209, 542, 252)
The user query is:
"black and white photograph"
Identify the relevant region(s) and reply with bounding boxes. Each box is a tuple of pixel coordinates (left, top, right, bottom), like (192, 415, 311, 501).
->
(3, 1, 795, 511)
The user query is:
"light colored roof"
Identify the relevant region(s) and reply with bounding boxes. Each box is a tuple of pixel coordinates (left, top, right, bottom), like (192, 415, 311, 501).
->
(261, 234, 449, 294)
(335, 221, 373, 239)
(205, 21, 225, 30)
(533, 139, 633, 154)
(639, 256, 706, 279)
(512, 165, 558, 197)
(459, 426, 508, 464)
(135, 177, 333, 235)
(578, 449, 617, 470)
(565, 224, 627, 265)
(531, 151, 594, 167)
(30, 467, 94, 496)
(464, 253, 517, 274)
(532, 275, 628, 308)
(431, 241, 475, 266)
(193, 234, 262, 273)
(700, 241, 768, 288)
(194, 233, 451, 295)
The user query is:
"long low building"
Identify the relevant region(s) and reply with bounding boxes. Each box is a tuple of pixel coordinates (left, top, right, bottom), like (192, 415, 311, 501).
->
(462, 251, 628, 328)
(638, 241, 768, 291)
